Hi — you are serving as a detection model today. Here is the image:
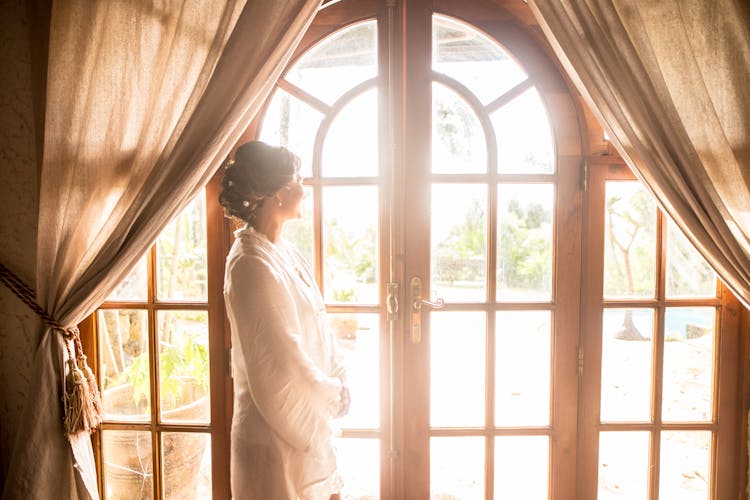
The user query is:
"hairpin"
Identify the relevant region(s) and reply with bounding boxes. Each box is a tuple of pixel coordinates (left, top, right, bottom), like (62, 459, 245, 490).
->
(242, 200, 250, 207)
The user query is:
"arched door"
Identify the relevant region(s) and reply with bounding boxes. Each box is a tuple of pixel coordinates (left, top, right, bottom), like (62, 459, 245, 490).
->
(248, 1, 583, 497)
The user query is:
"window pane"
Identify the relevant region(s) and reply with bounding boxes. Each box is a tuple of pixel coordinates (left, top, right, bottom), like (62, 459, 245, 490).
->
(431, 184, 487, 303)
(600, 308, 654, 422)
(495, 311, 551, 426)
(497, 183, 553, 301)
(329, 313, 380, 429)
(322, 186, 379, 304)
(659, 431, 711, 500)
(281, 185, 313, 269)
(161, 432, 211, 500)
(259, 90, 323, 178)
(336, 438, 380, 500)
(156, 194, 207, 301)
(102, 430, 153, 499)
(491, 87, 554, 174)
(322, 88, 378, 177)
(99, 309, 150, 420)
(433, 15, 527, 105)
(597, 431, 649, 500)
(431, 312, 485, 427)
(107, 255, 147, 301)
(662, 307, 715, 422)
(285, 21, 377, 106)
(666, 220, 717, 298)
(604, 181, 656, 298)
(432, 82, 486, 174)
(495, 436, 548, 499)
(157, 310, 210, 423)
(430, 437, 484, 500)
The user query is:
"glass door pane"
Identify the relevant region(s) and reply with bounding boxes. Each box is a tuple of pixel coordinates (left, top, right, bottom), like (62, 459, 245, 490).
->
(430, 311, 486, 427)
(261, 18, 384, 499)
(598, 432, 650, 499)
(413, 11, 562, 499)
(495, 436, 549, 500)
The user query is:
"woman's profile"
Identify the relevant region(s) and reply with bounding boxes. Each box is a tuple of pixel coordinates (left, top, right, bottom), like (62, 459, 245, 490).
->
(220, 141, 349, 500)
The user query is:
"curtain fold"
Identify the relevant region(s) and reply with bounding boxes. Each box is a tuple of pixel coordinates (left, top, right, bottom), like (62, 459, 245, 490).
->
(2, 0, 321, 498)
(529, 0, 750, 308)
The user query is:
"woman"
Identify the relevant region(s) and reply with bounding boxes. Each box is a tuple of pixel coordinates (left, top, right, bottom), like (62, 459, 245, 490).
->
(220, 141, 349, 500)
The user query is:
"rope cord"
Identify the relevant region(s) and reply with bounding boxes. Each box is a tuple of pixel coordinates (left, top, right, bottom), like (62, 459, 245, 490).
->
(0, 262, 77, 339)
(0, 261, 102, 436)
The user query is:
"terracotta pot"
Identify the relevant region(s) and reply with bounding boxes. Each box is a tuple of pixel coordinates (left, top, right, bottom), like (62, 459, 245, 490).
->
(102, 384, 209, 499)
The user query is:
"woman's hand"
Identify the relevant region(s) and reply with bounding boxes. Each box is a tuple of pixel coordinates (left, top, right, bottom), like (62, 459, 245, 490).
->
(336, 385, 351, 418)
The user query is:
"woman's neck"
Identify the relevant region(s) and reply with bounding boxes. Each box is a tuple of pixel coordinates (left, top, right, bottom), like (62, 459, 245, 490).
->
(252, 211, 283, 243)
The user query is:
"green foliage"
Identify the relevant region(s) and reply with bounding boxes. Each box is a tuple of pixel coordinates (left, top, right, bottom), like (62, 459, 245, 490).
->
(325, 218, 377, 301)
(156, 199, 208, 300)
(498, 199, 551, 291)
(434, 199, 486, 283)
(125, 350, 151, 409)
(333, 287, 357, 302)
(435, 94, 478, 166)
(121, 336, 209, 410)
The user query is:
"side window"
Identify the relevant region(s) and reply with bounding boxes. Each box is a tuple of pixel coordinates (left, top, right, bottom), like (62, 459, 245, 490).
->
(582, 168, 741, 500)
(95, 193, 213, 499)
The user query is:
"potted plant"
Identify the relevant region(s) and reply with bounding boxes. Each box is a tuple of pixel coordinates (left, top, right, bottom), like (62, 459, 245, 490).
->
(101, 335, 210, 499)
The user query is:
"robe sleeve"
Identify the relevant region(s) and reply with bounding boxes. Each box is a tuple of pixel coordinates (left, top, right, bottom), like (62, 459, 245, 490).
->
(225, 253, 342, 452)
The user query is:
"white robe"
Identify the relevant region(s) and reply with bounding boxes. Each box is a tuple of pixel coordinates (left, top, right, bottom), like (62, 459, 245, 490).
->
(224, 226, 345, 500)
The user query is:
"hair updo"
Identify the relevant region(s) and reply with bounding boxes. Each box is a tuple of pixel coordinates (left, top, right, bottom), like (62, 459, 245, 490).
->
(219, 141, 301, 225)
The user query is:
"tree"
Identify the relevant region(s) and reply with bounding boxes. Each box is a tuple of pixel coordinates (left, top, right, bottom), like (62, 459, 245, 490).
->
(498, 198, 551, 294)
(434, 198, 486, 284)
(605, 187, 655, 340)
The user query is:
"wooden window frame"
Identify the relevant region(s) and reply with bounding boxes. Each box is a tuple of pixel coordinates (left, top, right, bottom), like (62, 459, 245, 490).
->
(579, 159, 745, 499)
(83, 187, 230, 499)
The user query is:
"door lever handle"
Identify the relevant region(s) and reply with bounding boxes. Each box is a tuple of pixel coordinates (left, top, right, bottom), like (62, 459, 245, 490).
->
(409, 276, 444, 344)
(412, 296, 445, 310)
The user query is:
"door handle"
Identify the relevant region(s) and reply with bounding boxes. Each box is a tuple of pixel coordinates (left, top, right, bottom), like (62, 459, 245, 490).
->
(410, 276, 445, 344)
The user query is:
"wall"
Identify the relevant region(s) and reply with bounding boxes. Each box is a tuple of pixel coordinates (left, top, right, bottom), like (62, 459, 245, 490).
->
(0, 0, 43, 488)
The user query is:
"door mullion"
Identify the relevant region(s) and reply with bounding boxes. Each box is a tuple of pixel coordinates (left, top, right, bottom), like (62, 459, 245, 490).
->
(401, 0, 433, 497)
(381, 0, 406, 497)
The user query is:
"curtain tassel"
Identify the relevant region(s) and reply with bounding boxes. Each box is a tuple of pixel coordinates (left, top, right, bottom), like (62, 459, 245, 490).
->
(63, 356, 93, 435)
(0, 262, 103, 437)
(62, 329, 103, 436)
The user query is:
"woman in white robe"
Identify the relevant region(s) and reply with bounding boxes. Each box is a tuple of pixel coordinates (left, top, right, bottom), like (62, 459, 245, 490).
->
(220, 141, 349, 500)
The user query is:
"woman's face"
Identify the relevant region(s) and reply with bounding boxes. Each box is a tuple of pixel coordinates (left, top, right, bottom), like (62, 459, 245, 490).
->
(276, 172, 305, 220)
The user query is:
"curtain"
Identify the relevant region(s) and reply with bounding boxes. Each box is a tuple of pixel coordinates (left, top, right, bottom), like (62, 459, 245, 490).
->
(2, 0, 321, 498)
(529, 0, 750, 308)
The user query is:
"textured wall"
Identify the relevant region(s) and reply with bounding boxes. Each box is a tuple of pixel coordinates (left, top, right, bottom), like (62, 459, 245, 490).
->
(0, 0, 42, 487)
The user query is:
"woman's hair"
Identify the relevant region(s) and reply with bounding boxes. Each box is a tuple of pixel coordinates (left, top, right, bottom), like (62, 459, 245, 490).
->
(219, 141, 301, 224)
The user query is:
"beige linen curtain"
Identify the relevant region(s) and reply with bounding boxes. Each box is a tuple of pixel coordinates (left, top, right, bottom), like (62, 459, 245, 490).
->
(529, 0, 750, 308)
(2, 0, 321, 498)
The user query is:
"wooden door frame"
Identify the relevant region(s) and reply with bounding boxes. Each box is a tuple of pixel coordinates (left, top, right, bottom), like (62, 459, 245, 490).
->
(400, 0, 584, 497)
(237, 1, 594, 498)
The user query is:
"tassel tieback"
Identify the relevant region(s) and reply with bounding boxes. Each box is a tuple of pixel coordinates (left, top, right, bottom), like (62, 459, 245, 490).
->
(62, 327, 104, 436)
(0, 262, 103, 438)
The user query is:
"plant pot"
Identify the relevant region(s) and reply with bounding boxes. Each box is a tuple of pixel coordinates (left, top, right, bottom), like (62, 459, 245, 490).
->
(102, 383, 209, 499)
